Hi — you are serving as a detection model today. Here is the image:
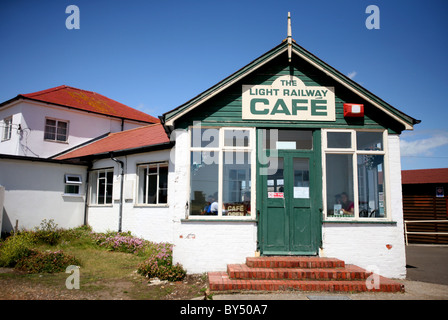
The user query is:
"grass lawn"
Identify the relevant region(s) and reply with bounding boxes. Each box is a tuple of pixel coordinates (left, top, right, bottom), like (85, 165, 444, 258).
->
(0, 224, 208, 300)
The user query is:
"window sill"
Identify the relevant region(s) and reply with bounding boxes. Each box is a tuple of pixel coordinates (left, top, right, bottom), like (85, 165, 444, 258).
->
(44, 139, 69, 144)
(134, 204, 169, 208)
(88, 204, 113, 208)
(323, 220, 397, 225)
(181, 218, 257, 223)
(62, 193, 84, 197)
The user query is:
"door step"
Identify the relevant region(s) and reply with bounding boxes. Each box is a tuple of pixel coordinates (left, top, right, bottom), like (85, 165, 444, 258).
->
(208, 256, 404, 293)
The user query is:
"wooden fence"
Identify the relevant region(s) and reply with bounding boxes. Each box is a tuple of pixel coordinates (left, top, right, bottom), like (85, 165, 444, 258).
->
(402, 195, 448, 244)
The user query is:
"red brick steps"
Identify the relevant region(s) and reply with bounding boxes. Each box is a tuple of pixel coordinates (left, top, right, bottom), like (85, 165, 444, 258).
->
(246, 256, 345, 269)
(208, 256, 404, 293)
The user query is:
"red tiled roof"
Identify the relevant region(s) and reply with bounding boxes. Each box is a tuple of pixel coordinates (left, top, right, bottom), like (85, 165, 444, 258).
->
(19, 85, 159, 124)
(56, 123, 170, 160)
(402, 168, 448, 184)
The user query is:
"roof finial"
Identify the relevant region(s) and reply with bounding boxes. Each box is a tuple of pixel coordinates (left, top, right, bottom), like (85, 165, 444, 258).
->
(287, 12, 292, 63)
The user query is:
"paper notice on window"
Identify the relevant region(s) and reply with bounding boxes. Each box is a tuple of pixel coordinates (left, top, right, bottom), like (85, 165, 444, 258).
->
(293, 187, 309, 198)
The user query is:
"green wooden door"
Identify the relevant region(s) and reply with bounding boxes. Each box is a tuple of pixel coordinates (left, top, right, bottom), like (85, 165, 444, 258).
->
(258, 130, 321, 255)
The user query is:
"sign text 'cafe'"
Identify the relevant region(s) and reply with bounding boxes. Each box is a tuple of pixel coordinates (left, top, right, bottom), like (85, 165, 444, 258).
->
(242, 75, 335, 121)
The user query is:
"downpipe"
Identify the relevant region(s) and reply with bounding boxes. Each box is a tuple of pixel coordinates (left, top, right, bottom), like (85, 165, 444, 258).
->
(110, 152, 124, 232)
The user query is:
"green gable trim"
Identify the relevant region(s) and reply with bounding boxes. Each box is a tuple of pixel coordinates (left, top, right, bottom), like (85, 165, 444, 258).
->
(162, 40, 419, 131)
(290, 43, 418, 129)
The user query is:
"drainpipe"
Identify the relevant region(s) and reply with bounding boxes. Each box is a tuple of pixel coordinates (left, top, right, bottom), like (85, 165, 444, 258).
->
(83, 162, 92, 226)
(110, 152, 124, 232)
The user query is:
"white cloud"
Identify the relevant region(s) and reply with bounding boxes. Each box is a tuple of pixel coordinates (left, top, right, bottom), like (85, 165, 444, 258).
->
(400, 130, 448, 156)
(136, 103, 156, 116)
(347, 71, 357, 79)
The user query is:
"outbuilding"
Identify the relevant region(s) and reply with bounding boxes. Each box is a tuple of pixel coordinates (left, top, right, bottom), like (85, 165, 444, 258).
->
(161, 38, 419, 278)
(5, 36, 419, 280)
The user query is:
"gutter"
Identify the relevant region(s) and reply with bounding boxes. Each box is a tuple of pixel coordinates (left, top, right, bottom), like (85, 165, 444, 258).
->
(110, 152, 124, 232)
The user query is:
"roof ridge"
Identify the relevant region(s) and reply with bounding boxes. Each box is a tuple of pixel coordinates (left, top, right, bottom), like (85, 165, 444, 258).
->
(16, 85, 159, 123)
(21, 85, 68, 97)
(108, 123, 162, 137)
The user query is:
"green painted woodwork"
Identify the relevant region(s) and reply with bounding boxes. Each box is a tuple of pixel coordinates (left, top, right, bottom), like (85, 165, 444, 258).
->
(257, 130, 322, 256)
(164, 41, 418, 133)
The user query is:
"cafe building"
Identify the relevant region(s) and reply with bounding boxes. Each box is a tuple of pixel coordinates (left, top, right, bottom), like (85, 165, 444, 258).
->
(162, 37, 419, 279)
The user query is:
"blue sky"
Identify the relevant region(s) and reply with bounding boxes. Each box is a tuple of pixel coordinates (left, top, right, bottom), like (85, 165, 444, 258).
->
(1, 0, 447, 170)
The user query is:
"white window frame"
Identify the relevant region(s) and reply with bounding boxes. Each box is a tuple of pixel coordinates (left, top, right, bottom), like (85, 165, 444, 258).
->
(89, 168, 114, 206)
(188, 126, 256, 220)
(2, 116, 12, 141)
(322, 128, 391, 221)
(64, 174, 82, 196)
(136, 161, 169, 206)
(44, 118, 69, 143)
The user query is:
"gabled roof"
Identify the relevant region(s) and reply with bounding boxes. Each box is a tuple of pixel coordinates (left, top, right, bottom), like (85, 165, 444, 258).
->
(162, 40, 419, 130)
(55, 123, 170, 160)
(402, 168, 448, 184)
(1, 85, 159, 124)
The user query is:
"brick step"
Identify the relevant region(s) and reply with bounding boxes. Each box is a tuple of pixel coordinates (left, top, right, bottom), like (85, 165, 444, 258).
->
(227, 264, 370, 280)
(246, 256, 345, 269)
(208, 272, 404, 293)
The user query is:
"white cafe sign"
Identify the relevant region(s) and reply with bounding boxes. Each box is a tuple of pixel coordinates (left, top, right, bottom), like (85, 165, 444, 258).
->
(242, 75, 335, 121)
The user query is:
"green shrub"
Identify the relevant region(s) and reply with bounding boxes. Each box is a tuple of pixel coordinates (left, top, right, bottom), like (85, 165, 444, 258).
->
(34, 219, 61, 245)
(137, 242, 186, 282)
(156, 263, 187, 282)
(15, 250, 81, 273)
(0, 232, 35, 267)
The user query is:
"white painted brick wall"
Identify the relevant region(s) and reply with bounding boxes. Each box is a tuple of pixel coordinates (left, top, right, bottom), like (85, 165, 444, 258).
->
(170, 130, 258, 273)
(87, 150, 175, 243)
(88, 131, 407, 278)
(321, 135, 406, 279)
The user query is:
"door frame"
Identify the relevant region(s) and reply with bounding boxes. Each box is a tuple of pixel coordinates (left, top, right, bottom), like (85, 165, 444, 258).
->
(257, 129, 322, 255)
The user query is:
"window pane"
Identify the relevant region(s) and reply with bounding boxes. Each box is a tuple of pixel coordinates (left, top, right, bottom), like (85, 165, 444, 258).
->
(223, 151, 251, 216)
(159, 165, 168, 189)
(357, 132, 383, 151)
(147, 174, 157, 204)
(105, 171, 113, 204)
(224, 129, 250, 147)
(191, 128, 219, 148)
(357, 155, 385, 218)
(90, 172, 98, 204)
(293, 158, 309, 198)
(264, 129, 312, 150)
(57, 121, 68, 141)
(65, 185, 79, 194)
(267, 157, 284, 194)
(98, 176, 106, 204)
(3, 117, 12, 140)
(45, 119, 56, 140)
(190, 151, 219, 215)
(327, 132, 351, 148)
(158, 188, 168, 204)
(158, 165, 168, 204)
(326, 154, 354, 217)
(138, 166, 147, 204)
(65, 174, 81, 184)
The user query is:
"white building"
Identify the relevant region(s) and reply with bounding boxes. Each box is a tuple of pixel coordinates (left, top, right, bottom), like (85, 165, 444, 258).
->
(0, 85, 158, 158)
(1, 39, 419, 280)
